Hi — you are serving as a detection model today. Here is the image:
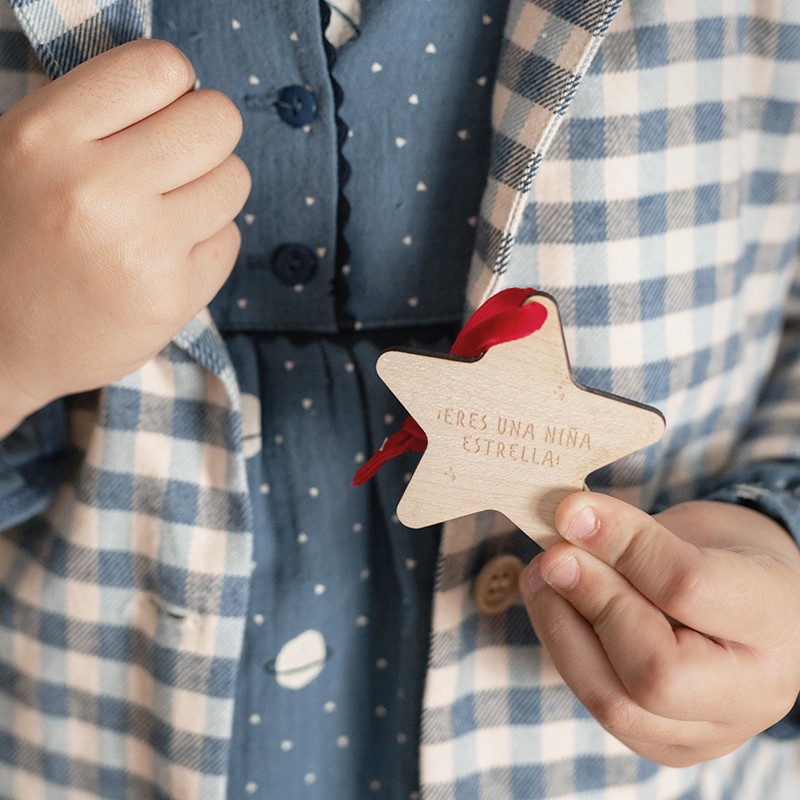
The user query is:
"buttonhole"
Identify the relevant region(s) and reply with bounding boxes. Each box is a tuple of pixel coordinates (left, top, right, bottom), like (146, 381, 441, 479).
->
(149, 596, 188, 620)
(244, 94, 276, 112)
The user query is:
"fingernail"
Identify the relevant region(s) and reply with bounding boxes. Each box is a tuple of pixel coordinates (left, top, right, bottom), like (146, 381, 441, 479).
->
(564, 505, 598, 542)
(545, 556, 579, 590)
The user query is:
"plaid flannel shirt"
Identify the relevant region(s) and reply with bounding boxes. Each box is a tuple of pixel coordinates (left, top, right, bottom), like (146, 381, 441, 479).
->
(2, 1, 800, 798)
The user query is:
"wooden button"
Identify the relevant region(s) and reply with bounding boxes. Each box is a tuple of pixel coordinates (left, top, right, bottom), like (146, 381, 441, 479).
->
(473, 554, 525, 615)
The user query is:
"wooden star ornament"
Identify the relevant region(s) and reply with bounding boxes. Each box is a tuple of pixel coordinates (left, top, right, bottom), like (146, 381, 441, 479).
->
(376, 292, 666, 548)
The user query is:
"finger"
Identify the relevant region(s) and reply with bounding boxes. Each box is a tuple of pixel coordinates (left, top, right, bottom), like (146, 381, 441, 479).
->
(184, 221, 242, 315)
(531, 542, 770, 726)
(553, 492, 789, 646)
(10, 40, 196, 142)
(163, 154, 251, 245)
(101, 88, 243, 194)
(522, 558, 727, 767)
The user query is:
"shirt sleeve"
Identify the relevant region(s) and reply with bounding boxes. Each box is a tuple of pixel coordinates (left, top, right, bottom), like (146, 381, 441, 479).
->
(0, 399, 70, 530)
(698, 253, 800, 533)
(697, 265, 800, 737)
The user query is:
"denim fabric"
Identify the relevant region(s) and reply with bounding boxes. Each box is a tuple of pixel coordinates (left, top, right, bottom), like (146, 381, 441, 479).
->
(2, 1, 800, 798)
(150, 1, 507, 797)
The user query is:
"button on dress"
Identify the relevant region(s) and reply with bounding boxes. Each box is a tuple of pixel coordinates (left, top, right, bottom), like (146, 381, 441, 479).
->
(153, 0, 509, 796)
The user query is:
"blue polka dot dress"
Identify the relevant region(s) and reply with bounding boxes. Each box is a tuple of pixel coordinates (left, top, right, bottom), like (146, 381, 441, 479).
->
(153, 1, 509, 796)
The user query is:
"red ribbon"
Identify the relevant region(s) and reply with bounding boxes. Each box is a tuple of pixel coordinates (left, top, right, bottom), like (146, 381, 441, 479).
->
(352, 287, 547, 486)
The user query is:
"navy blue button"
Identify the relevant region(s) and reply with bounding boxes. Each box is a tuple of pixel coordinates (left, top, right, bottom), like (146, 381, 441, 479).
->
(271, 244, 319, 285)
(275, 86, 318, 127)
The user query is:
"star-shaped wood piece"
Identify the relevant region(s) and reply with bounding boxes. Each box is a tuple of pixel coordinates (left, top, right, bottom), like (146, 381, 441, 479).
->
(377, 292, 666, 548)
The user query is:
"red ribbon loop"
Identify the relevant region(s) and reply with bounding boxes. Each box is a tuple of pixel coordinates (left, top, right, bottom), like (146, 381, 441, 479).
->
(352, 287, 546, 486)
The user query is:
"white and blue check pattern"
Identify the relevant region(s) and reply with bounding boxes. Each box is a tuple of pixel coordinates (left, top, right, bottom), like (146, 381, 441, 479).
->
(0, 313, 254, 796)
(2, 1, 800, 798)
(9, 0, 149, 78)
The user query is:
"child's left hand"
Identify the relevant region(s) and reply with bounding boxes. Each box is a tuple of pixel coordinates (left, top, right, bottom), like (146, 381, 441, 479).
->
(521, 492, 800, 767)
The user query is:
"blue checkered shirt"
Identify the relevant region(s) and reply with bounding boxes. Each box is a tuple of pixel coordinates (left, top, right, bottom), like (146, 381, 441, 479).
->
(2, 1, 800, 798)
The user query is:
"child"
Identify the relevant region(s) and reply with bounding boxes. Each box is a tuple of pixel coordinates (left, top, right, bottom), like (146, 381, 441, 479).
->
(1, 1, 799, 798)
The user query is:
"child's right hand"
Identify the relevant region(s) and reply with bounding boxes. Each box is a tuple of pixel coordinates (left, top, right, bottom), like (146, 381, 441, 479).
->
(522, 493, 800, 767)
(0, 40, 251, 436)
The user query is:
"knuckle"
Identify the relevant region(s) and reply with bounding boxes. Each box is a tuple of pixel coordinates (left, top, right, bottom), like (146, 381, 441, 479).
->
(5, 110, 55, 161)
(230, 153, 252, 188)
(224, 155, 252, 203)
(187, 225, 240, 314)
(660, 560, 706, 620)
(757, 660, 800, 726)
(625, 654, 683, 717)
(225, 220, 243, 260)
(586, 691, 638, 738)
(198, 222, 241, 278)
(49, 176, 109, 240)
(197, 89, 243, 144)
(649, 746, 706, 769)
(533, 607, 572, 651)
(216, 223, 242, 277)
(590, 592, 628, 638)
(137, 39, 196, 94)
(774, 691, 800, 725)
(613, 517, 655, 574)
